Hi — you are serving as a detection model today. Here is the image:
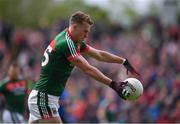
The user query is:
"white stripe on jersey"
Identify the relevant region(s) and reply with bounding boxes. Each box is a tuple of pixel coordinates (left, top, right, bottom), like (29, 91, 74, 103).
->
(66, 33, 77, 56)
(65, 33, 74, 57)
(65, 32, 77, 57)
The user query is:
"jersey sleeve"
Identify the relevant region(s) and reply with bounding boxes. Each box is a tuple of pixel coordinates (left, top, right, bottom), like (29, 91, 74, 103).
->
(56, 39, 80, 62)
(80, 41, 91, 53)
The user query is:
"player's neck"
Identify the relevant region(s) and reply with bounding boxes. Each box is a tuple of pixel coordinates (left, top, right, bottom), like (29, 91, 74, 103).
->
(8, 75, 18, 81)
(67, 27, 78, 43)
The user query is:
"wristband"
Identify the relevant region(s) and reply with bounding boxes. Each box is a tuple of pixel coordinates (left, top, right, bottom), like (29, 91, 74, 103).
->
(122, 59, 126, 64)
(109, 81, 116, 89)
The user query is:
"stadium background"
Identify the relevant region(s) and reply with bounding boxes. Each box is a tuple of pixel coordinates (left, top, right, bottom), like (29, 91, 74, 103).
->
(0, 0, 179, 123)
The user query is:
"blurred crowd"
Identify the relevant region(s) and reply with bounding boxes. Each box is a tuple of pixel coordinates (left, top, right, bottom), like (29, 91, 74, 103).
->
(0, 16, 179, 123)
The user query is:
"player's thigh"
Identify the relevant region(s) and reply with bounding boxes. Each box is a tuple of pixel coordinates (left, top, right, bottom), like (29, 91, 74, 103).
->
(2, 110, 12, 123)
(32, 116, 62, 123)
(2, 109, 26, 123)
(28, 90, 60, 123)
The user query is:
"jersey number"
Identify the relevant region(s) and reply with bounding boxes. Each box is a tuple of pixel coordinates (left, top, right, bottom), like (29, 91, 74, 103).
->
(41, 46, 52, 67)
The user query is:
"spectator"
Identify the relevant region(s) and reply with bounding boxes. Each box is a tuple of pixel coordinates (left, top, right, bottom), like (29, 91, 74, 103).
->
(0, 62, 28, 123)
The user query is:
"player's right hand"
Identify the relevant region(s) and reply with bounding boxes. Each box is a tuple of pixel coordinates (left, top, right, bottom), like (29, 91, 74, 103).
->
(123, 59, 140, 76)
(109, 81, 130, 100)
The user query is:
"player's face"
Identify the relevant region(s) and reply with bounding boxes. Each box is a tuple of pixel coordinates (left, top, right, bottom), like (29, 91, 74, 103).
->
(74, 22, 91, 42)
(8, 66, 20, 79)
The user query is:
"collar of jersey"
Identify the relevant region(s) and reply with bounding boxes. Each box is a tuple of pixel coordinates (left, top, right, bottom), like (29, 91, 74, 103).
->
(66, 28, 74, 42)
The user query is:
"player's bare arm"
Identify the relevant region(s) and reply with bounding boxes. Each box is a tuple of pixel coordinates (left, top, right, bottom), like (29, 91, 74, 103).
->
(70, 55, 112, 86)
(69, 54, 131, 99)
(84, 46, 125, 64)
(83, 46, 140, 76)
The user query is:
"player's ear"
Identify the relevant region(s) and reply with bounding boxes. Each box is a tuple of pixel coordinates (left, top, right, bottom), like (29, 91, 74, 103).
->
(72, 24, 77, 30)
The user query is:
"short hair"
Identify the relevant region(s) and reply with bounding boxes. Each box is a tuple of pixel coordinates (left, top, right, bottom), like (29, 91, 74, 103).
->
(70, 11, 94, 26)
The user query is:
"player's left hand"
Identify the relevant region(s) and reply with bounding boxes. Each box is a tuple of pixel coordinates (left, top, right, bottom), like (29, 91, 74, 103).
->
(109, 81, 130, 100)
(123, 59, 140, 76)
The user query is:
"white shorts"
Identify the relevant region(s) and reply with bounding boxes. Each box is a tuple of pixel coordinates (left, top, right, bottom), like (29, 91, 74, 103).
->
(28, 90, 60, 122)
(2, 109, 26, 123)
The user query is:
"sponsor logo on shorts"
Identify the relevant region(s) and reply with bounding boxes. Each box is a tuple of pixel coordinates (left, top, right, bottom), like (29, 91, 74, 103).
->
(51, 108, 57, 115)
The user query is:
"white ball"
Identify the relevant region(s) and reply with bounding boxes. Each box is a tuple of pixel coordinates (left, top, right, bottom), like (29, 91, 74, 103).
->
(122, 78, 143, 101)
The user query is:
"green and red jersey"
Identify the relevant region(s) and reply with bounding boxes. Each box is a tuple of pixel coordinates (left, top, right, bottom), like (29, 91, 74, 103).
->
(0, 76, 27, 114)
(34, 28, 90, 96)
